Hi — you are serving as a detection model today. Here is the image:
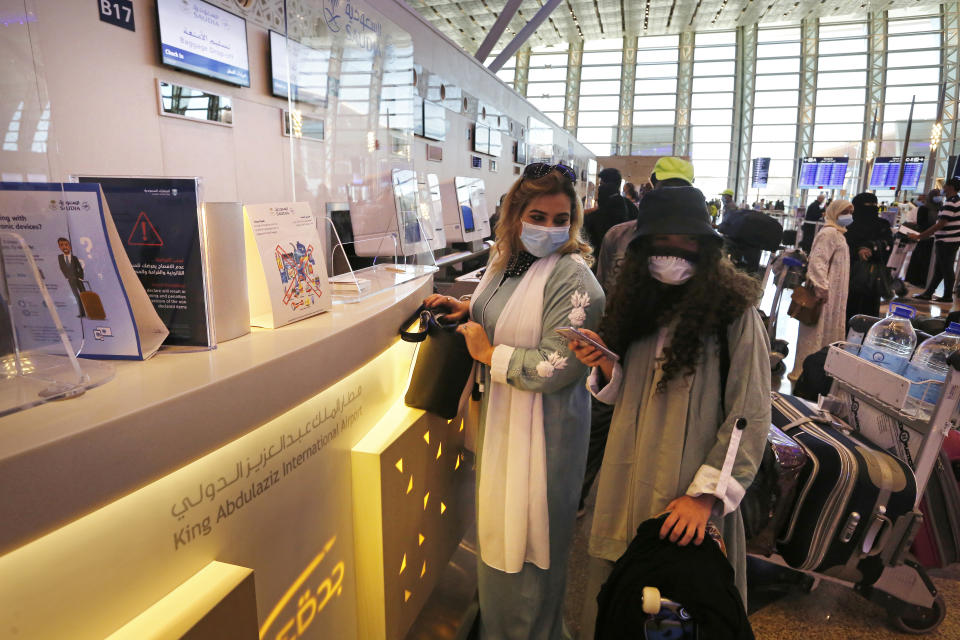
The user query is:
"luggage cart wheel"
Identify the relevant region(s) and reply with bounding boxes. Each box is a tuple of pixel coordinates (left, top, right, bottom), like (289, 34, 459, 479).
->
(888, 594, 946, 634)
(641, 586, 661, 615)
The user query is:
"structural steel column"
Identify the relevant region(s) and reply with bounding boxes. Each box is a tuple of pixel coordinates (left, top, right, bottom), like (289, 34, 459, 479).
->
(790, 18, 818, 207)
(564, 40, 582, 134)
(732, 24, 757, 200)
(618, 34, 637, 155)
(514, 47, 531, 97)
(674, 31, 694, 157)
(859, 12, 887, 193)
(933, 2, 959, 185)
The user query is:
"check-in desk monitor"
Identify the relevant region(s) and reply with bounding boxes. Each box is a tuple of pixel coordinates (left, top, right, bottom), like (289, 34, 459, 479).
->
(418, 173, 446, 251)
(443, 177, 490, 243)
(353, 167, 430, 257)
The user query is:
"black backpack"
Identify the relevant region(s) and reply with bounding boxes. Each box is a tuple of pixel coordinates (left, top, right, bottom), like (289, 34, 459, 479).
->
(719, 209, 784, 251)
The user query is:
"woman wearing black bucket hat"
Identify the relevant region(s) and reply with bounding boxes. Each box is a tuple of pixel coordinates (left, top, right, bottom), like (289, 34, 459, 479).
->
(568, 186, 771, 635)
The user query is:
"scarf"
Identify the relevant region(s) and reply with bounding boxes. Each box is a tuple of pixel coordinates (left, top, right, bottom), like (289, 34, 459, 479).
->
(468, 251, 562, 572)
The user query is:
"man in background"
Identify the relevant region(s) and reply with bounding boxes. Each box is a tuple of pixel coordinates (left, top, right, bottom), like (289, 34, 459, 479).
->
(583, 167, 638, 258)
(800, 192, 827, 253)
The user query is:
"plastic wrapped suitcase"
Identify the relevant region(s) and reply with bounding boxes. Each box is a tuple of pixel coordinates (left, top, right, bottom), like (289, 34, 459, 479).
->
(771, 393, 919, 584)
(742, 425, 808, 556)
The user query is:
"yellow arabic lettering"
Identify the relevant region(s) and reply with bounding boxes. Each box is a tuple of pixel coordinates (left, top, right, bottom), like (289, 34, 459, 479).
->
(296, 589, 317, 635)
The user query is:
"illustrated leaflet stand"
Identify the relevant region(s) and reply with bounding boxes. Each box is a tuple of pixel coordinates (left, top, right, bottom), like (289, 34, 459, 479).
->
(0, 232, 113, 417)
(243, 202, 332, 328)
(325, 217, 438, 304)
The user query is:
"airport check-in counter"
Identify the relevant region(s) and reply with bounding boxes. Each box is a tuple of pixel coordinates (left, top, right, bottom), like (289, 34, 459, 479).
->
(0, 276, 474, 640)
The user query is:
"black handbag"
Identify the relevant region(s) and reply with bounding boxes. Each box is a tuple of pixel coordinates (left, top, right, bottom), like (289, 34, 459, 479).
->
(851, 260, 894, 300)
(399, 304, 474, 419)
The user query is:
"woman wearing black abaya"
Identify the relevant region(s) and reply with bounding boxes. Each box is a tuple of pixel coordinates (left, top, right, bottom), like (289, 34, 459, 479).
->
(845, 192, 893, 325)
(905, 189, 940, 287)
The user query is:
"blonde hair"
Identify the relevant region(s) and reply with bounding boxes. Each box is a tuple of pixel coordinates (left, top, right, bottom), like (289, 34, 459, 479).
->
(492, 170, 592, 270)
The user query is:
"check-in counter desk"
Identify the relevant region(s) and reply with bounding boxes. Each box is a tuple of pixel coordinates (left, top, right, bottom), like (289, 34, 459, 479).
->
(0, 275, 473, 640)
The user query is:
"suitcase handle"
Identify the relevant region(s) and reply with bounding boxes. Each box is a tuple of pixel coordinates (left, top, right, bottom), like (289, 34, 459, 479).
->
(861, 511, 894, 557)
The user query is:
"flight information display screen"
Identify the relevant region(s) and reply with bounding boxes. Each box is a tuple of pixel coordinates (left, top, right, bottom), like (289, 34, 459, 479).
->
(797, 157, 848, 189)
(869, 156, 925, 190)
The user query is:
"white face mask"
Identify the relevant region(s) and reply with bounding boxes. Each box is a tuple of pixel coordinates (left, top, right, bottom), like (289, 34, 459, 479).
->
(648, 256, 696, 285)
(520, 221, 570, 257)
(837, 214, 854, 227)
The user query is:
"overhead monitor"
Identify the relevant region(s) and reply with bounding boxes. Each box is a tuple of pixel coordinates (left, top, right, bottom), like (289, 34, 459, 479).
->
(515, 141, 527, 164)
(473, 123, 490, 155)
(412, 95, 425, 137)
(423, 101, 446, 141)
(488, 129, 503, 158)
(157, 0, 250, 87)
(868, 156, 925, 190)
(797, 157, 848, 189)
(750, 157, 770, 188)
(269, 31, 330, 105)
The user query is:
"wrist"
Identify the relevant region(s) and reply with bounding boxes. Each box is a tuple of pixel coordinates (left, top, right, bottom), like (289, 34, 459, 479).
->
(482, 346, 495, 366)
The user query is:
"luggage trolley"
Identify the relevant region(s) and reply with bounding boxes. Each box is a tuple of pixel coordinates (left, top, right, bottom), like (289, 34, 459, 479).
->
(886, 229, 918, 299)
(764, 254, 805, 340)
(781, 342, 960, 633)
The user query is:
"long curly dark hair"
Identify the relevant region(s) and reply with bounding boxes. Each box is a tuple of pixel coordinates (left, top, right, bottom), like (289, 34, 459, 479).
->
(600, 236, 762, 387)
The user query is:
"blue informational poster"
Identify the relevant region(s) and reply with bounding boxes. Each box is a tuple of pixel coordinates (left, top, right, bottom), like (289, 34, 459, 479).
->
(77, 177, 214, 348)
(797, 157, 848, 189)
(0, 182, 168, 359)
(868, 156, 925, 190)
(156, 0, 250, 87)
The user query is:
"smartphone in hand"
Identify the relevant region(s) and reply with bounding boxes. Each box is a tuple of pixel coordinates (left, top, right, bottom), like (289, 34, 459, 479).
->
(555, 326, 620, 362)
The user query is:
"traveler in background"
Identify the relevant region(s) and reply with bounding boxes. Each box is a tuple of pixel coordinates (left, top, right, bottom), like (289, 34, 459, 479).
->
(788, 199, 853, 382)
(913, 178, 960, 304)
(578, 157, 694, 517)
(721, 188, 736, 222)
(424, 163, 603, 640)
(571, 186, 770, 635)
(845, 192, 893, 322)
(583, 168, 636, 263)
(623, 182, 641, 208)
(905, 188, 940, 288)
(800, 193, 826, 254)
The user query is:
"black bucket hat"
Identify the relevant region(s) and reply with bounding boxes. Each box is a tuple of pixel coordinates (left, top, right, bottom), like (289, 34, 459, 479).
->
(633, 186, 721, 240)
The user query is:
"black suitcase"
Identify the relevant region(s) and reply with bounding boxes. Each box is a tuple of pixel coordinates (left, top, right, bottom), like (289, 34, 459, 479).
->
(718, 209, 783, 251)
(771, 393, 918, 585)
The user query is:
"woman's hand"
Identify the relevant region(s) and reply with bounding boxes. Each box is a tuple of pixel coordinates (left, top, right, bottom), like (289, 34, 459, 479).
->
(424, 293, 470, 322)
(457, 321, 494, 365)
(567, 328, 615, 382)
(658, 494, 718, 546)
(858, 247, 873, 261)
(815, 286, 829, 301)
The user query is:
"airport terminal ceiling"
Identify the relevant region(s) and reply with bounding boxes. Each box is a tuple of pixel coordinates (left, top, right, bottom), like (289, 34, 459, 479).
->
(409, 0, 946, 51)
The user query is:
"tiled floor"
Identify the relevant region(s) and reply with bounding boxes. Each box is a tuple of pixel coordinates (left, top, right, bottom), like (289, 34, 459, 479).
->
(561, 270, 960, 638)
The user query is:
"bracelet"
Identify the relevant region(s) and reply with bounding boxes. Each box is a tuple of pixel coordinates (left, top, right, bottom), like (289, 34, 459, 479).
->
(458, 294, 472, 302)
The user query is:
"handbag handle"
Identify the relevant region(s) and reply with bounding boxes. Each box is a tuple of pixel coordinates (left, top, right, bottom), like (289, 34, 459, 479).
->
(399, 304, 462, 343)
(400, 304, 431, 343)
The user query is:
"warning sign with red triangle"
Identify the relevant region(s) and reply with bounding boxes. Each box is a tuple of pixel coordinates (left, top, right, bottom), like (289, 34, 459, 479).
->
(127, 211, 163, 246)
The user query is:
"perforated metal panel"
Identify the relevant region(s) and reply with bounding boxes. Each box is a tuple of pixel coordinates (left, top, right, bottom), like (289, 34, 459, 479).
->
(409, 0, 943, 55)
